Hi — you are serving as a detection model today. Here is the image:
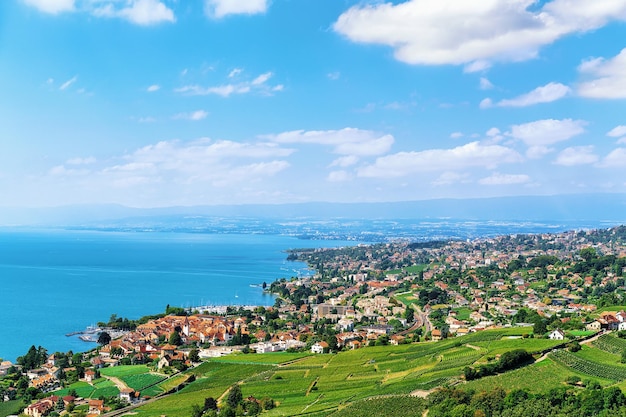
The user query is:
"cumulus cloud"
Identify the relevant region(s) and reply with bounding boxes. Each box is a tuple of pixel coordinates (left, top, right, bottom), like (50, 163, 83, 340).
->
(175, 71, 281, 97)
(334, 0, 626, 67)
(357, 142, 523, 178)
(607, 125, 626, 137)
(147, 84, 160, 92)
(172, 110, 209, 121)
(478, 172, 530, 185)
(66, 157, 96, 165)
(480, 77, 494, 90)
(432, 171, 470, 186)
(23, 0, 74, 14)
(599, 148, 626, 168)
(507, 118, 587, 147)
(329, 155, 359, 168)
(578, 48, 626, 98)
(92, 0, 175, 25)
(205, 0, 268, 18)
(96, 138, 293, 188)
(554, 146, 599, 166)
(490, 82, 571, 107)
(266, 128, 394, 157)
(327, 170, 352, 182)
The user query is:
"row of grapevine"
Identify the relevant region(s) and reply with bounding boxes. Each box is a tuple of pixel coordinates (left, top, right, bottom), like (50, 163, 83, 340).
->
(549, 349, 626, 381)
(433, 354, 482, 371)
(592, 334, 626, 355)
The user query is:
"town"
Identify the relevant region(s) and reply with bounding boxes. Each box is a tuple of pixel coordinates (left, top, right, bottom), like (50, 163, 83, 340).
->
(2, 225, 626, 417)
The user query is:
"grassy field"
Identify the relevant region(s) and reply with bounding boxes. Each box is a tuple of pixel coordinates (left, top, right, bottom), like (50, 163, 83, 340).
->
(122, 373, 167, 391)
(0, 400, 25, 417)
(211, 351, 312, 364)
(100, 364, 152, 378)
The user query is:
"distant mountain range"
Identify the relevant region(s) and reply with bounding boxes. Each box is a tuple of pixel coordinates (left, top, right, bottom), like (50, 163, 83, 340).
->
(1, 193, 625, 227)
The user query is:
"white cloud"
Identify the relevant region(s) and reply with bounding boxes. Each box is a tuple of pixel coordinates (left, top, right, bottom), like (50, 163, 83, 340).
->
(607, 125, 626, 137)
(618, 137, 626, 145)
(358, 142, 523, 178)
(507, 118, 587, 147)
(464, 60, 491, 73)
(479, 98, 493, 109)
(526, 146, 553, 160)
(205, 0, 268, 18)
(334, 0, 626, 67)
(138, 116, 156, 123)
(228, 68, 243, 78)
(267, 128, 394, 157)
(327, 170, 352, 182)
(175, 71, 280, 97)
(67, 157, 96, 165)
(93, 0, 175, 25)
(23, 0, 74, 14)
(450, 132, 464, 139)
(600, 148, 626, 167)
(432, 171, 470, 186)
(328, 72, 341, 80)
(480, 77, 494, 90)
(554, 146, 599, 166)
(98, 138, 293, 187)
(479, 172, 530, 185)
(330, 155, 359, 168)
(578, 48, 626, 98)
(147, 84, 160, 92)
(494, 82, 571, 107)
(59, 76, 77, 90)
(172, 110, 209, 121)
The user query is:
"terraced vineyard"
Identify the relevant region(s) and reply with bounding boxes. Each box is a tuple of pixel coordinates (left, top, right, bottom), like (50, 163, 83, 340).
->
(550, 349, 626, 381)
(593, 334, 626, 354)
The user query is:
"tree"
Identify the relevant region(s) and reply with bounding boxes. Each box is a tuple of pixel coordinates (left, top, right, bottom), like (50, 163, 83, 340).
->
(204, 397, 218, 411)
(169, 331, 182, 346)
(405, 306, 415, 323)
(97, 331, 111, 346)
(227, 384, 243, 408)
(533, 319, 547, 336)
(189, 348, 200, 363)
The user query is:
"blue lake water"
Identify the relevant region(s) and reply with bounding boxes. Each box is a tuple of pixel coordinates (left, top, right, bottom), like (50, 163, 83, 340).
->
(0, 230, 357, 362)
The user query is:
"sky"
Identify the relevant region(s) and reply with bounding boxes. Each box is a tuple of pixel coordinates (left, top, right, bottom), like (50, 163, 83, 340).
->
(1, 0, 626, 208)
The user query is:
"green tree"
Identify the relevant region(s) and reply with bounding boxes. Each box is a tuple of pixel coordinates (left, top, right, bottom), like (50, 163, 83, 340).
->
(97, 331, 111, 346)
(204, 397, 218, 411)
(189, 348, 200, 363)
(169, 331, 182, 346)
(227, 384, 243, 409)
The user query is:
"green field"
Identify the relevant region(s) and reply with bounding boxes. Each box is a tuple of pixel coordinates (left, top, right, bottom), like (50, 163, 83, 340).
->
(122, 373, 167, 391)
(100, 364, 152, 378)
(0, 400, 25, 417)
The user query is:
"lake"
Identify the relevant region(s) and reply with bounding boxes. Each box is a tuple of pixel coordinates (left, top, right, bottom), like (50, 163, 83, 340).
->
(0, 229, 357, 362)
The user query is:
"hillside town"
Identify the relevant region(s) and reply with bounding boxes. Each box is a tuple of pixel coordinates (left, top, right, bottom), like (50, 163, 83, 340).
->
(2, 226, 626, 416)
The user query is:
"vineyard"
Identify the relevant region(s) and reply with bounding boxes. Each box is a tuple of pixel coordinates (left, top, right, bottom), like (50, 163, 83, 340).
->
(328, 396, 426, 417)
(549, 349, 626, 381)
(592, 334, 626, 355)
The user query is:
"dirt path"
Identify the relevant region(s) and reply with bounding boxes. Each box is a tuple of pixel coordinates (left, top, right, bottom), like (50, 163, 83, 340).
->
(410, 388, 435, 398)
(101, 375, 130, 391)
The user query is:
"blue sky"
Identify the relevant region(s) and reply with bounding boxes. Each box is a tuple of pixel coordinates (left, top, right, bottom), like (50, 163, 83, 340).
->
(1, 0, 626, 208)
